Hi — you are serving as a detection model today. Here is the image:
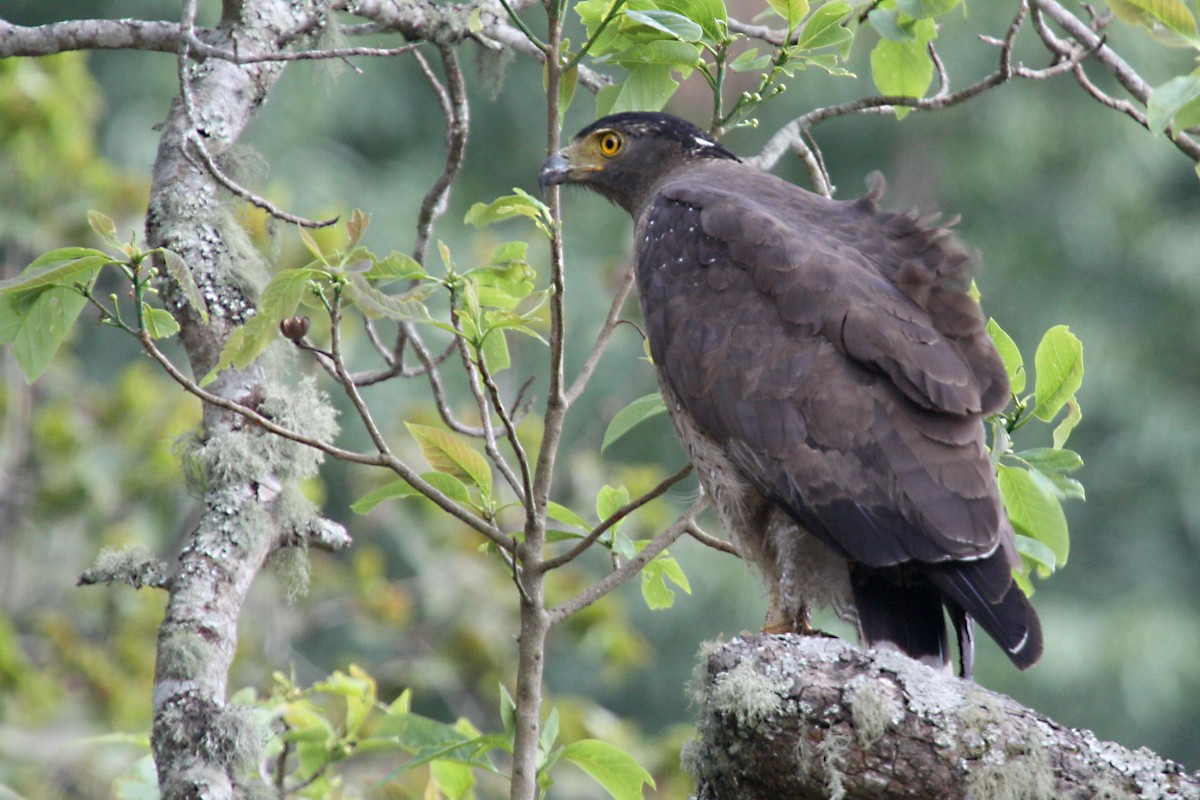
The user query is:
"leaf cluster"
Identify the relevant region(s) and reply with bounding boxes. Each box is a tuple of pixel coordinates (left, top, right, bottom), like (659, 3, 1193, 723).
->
(985, 320, 1085, 594)
(572, 0, 856, 128)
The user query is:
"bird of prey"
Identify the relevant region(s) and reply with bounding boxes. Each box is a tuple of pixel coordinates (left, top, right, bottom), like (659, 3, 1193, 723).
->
(541, 112, 1042, 676)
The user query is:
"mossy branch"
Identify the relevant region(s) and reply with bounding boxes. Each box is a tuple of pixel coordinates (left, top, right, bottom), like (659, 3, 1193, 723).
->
(687, 634, 1200, 800)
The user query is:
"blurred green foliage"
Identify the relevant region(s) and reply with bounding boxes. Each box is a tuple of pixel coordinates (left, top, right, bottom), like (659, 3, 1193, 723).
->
(3, 1, 1200, 798)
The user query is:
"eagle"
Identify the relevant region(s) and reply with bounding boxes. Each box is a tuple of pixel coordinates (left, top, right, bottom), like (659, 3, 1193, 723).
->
(540, 112, 1042, 676)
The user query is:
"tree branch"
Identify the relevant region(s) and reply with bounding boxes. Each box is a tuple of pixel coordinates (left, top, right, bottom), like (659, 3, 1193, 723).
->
(688, 634, 1200, 800)
(540, 464, 693, 572)
(546, 495, 707, 625)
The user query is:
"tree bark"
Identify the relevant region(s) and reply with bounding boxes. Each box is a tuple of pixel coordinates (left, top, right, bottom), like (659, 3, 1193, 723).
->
(687, 634, 1200, 800)
(143, 2, 341, 798)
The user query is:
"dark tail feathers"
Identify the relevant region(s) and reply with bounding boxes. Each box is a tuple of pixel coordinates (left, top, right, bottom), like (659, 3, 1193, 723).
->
(851, 555, 1043, 677)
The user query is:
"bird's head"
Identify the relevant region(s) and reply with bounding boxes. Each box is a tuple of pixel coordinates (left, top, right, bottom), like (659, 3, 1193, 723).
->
(540, 112, 739, 214)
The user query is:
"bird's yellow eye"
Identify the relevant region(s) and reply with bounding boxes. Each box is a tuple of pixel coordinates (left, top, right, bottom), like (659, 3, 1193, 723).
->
(598, 131, 623, 157)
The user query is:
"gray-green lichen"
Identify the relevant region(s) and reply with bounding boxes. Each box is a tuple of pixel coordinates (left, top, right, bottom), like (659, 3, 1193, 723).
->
(843, 674, 902, 747)
(965, 739, 1055, 800)
(707, 659, 787, 729)
(157, 628, 221, 683)
(81, 544, 170, 589)
(798, 730, 851, 800)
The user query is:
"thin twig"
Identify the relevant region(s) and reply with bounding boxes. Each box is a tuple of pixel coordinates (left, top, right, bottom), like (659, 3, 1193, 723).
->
(182, 136, 339, 229)
(448, 288, 527, 502)
(406, 326, 488, 436)
(477, 353, 534, 506)
(564, 263, 637, 407)
(749, 2, 1029, 173)
(137, 331, 513, 550)
(686, 520, 741, 557)
(546, 495, 708, 625)
(540, 464, 693, 572)
(412, 46, 470, 265)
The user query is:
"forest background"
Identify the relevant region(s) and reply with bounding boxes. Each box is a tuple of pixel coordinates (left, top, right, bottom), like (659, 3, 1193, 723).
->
(1, 0, 1199, 797)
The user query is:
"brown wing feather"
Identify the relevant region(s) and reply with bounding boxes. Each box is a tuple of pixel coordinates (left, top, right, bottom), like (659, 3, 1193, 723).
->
(636, 168, 1009, 567)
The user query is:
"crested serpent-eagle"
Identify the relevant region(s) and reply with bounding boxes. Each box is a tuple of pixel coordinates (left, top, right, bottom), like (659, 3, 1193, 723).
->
(540, 112, 1042, 676)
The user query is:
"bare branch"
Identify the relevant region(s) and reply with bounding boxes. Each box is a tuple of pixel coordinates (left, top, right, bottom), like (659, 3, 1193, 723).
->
(686, 519, 741, 558)
(183, 135, 339, 228)
(565, 263, 637, 407)
(546, 495, 708, 625)
(1030, 0, 1200, 162)
(749, 3, 1029, 173)
(540, 464, 694, 572)
(412, 46, 470, 266)
(137, 332, 512, 550)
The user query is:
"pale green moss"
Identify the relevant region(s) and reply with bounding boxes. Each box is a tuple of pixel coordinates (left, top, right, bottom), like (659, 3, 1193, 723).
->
(843, 674, 902, 747)
(708, 660, 786, 729)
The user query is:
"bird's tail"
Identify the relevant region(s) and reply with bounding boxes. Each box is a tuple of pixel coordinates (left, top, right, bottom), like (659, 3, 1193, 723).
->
(851, 555, 1043, 677)
(851, 566, 953, 672)
(926, 555, 1043, 672)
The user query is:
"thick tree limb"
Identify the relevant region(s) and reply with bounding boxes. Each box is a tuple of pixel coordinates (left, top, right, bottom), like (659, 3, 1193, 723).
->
(687, 634, 1200, 800)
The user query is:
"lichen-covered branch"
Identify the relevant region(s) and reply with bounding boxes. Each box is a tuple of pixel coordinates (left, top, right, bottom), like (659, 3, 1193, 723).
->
(687, 634, 1200, 800)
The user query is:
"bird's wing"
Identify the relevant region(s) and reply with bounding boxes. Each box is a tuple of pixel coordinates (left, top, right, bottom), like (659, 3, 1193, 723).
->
(637, 183, 1010, 569)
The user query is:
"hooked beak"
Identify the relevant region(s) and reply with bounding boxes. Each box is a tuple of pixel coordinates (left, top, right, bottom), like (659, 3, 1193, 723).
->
(539, 151, 573, 197)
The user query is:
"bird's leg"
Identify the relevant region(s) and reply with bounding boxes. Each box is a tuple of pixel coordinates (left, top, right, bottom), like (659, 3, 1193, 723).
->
(761, 584, 837, 637)
(762, 584, 810, 635)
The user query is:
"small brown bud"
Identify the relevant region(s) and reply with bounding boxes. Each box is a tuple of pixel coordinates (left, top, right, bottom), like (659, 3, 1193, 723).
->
(279, 315, 311, 341)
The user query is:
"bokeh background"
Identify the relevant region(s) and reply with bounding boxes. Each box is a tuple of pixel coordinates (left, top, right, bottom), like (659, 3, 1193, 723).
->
(2, 0, 1199, 796)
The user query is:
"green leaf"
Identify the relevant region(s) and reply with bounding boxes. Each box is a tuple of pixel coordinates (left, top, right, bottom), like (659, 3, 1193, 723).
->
(539, 707, 560, 758)
(0, 250, 110, 296)
(350, 472, 473, 514)
(1110, 0, 1200, 45)
(870, 19, 936, 116)
(1014, 533, 1058, 579)
(596, 64, 680, 115)
(160, 248, 209, 322)
(623, 9, 704, 42)
(7, 285, 91, 382)
(998, 464, 1069, 568)
(87, 209, 119, 245)
(548, 501, 592, 531)
(464, 189, 554, 238)
(406, 422, 493, 499)
(480, 328, 511, 372)
(606, 40, 703, 68)
(346, 274, 437, 321)
(601, 393, 668, 452)
(1017, 447, 1083, 476)
(499, 684, 517, 738)
(561, 739, 655, 800)
(766, 0, 808, 29)
(638, 546, 692, 609)
(201, 313, 278, 385)
(896, 0, 960, 18)
(1052, 398, 1083, 450)
(1014, 446, 1086, 504)
(346, 208, 370, 249)
(1032, 325, 1084, 422)
(796, 1, 853, 50)
(655, 0, 728, 40)
(1148, 73, 1200, 134)
(363, 251, 428, 282)
(596, 484, 632, 529)
(313, 665, 376, 736)
(141, 305, 181, 339)
(729, 47, 772, 72)
(985, 317, 1026, 395)
(259, 267, 329, 321)
(431, 759, 475, 800)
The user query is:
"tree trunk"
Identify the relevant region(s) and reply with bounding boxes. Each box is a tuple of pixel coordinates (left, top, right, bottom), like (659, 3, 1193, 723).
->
(686, 634, 1200, 800)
